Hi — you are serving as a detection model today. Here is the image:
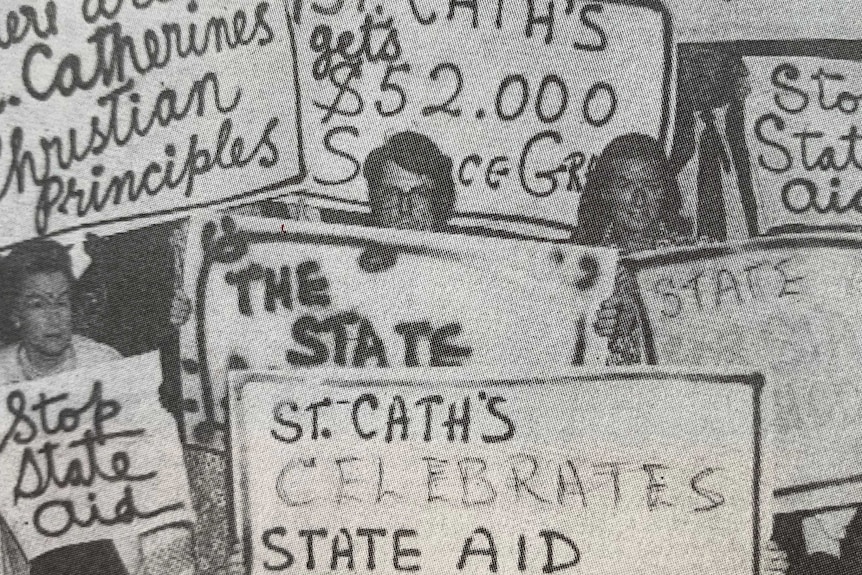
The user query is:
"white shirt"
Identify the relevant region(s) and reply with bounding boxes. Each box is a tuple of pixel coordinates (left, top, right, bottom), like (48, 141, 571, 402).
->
(0, 335, 121, 385)
(677, 104, 750, 242)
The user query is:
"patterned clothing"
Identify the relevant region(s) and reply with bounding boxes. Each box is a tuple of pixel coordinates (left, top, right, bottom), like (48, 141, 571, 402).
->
(598, 221, 712, 366)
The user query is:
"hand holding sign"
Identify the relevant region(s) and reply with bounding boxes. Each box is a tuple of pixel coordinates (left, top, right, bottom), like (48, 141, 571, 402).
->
(593, 294, 620, 338)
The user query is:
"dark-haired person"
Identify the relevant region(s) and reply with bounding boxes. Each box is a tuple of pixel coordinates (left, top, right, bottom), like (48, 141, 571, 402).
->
(211, 133, 462, 574)
(579, 133, 694, 366)
(582, 134, 788, 573)
(0, 239, 120, 384)
(363, 130, 457, 232)
(0, 239, 192, 575)
(670, 44, 757, 241)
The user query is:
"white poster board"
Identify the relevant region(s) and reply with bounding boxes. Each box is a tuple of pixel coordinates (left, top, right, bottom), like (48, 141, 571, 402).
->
(744, 55, 862, 234)
(625, 235, 862, 512)
(0, 352, 193, 559)
(0, 0, 303, 248)
(666, 0, 858, 42)
(293, 0, 671, 227)
(178, 214, 617, 448)
(230, 367, 763, 575)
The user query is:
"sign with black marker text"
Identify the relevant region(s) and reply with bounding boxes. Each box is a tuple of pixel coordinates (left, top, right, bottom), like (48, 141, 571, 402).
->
(0, 0, 303, 247)
(178, 214, 617, 448)
(745, 55, 862, 233)
(293, 0, 671, 227)
(230, 367, 764, 575)
(0, 352, 193, 559)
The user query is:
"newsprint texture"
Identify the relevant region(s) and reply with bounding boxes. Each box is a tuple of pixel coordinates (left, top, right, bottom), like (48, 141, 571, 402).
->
(0, 1, 860, 574)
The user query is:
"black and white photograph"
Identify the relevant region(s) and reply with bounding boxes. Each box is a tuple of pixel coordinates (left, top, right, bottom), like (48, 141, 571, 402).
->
(0, 0, 860, 574)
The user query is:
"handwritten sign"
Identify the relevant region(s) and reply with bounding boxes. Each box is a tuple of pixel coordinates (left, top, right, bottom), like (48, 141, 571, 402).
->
(229, 367, 763, 575)
(292, 0, 671, 227)
(178, 214, 617, 448)
(745, 55, 862, 233)
(624, 235, 862, 512)
(664, 0, 859, 42)
(0, 0, 303, 248)
(0, 352, 192, 559)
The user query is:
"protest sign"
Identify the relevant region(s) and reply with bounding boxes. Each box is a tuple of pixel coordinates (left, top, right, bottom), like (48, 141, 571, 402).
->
(665, 0, 858, 42)
(229, 367, 764, 575)
(624, 235, 862, 512)
(0, 0, 303, 248)
(0, 352, 193, 559)
(178, 214, 617, 448)
(744, 55, 862, 234)
(291, 0, 671, 228)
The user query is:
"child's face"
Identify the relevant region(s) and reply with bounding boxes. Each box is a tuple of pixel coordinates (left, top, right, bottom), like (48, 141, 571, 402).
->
(604, 157, 668, 236)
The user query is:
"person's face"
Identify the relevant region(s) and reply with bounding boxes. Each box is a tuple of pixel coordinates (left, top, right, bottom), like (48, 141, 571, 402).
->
(603, 157, 668, 236)
(14, 271, 73, 358)
(679, 50, 720, 110)
(679, 50, 749, 110)
(369, 160, 438, 232)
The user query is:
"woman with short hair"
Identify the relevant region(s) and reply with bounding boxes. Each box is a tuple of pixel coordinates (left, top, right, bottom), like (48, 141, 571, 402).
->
(0, 239, 120, 384)
(0, 239, 192, 575)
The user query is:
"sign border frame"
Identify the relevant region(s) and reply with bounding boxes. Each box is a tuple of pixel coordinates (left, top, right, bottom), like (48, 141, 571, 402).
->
(0, 0, 307, 251)
(227, 366, 765, 575)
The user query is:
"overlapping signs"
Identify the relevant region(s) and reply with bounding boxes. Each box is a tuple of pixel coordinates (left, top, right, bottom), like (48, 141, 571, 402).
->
(178, 214, 617, 448)
(0, 353, 192, 559)
(0, 0, 672, 246)
(624, 235, 862, 512)
(230, 367, 763, 575)
(293, 0, 672, 227)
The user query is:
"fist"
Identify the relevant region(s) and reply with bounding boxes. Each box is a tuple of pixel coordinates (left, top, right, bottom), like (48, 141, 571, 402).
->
(593, 295, 621, 338)
(170, 289, 193, 328)
(764, 540, 789, 574)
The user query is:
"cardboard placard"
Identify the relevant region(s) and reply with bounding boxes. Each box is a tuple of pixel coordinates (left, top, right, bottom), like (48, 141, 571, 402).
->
(230, 367, 763, 575)
(0, 0, 303, 247)
(293, 0, 671, 227)
(625, 235, 862, 512)
(178, 214, 617, 448)
(0, 352, 193, 559)
(744, 55, 862, 234)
